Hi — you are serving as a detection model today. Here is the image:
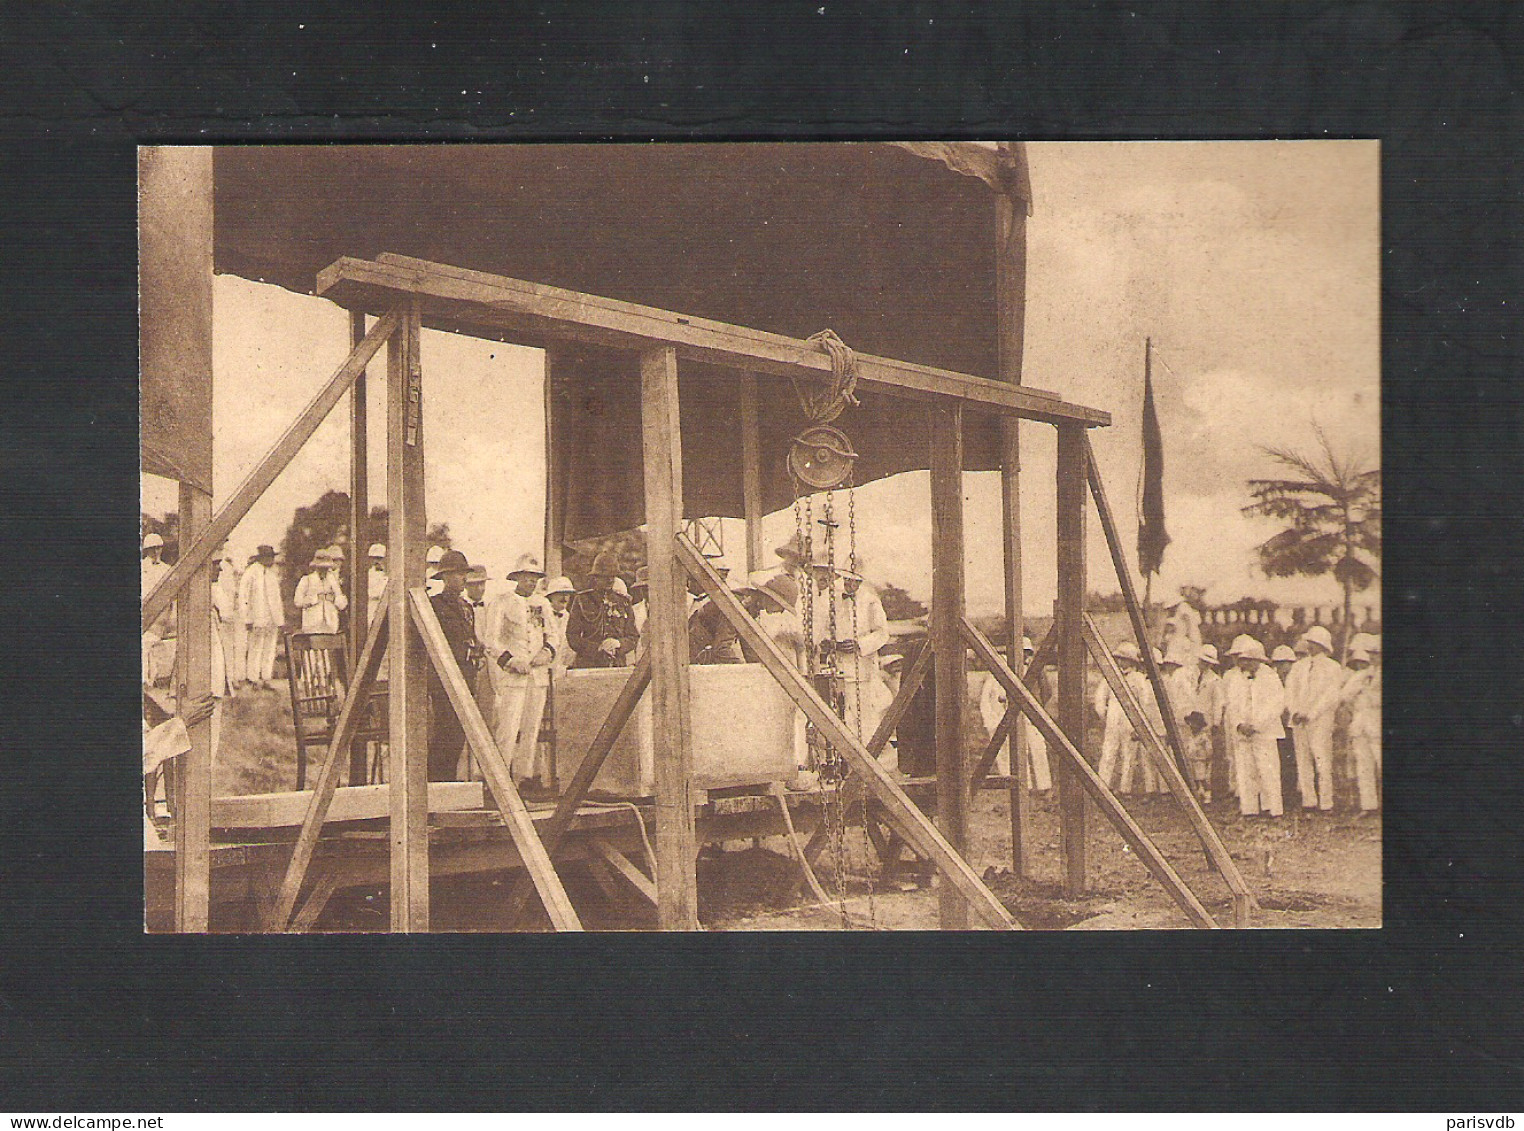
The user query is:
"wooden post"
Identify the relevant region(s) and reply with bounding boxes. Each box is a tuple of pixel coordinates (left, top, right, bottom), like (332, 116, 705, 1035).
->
(995, 141, 1031, 878)
(543, 345, 566, 577)
(348, 310, 370, 785)
(139, 146, 214, 932)
(1056, 423, 1088, 897)
(174, 483, 213, 932)
(930, 403, 969, 929)
(641, 345, 698, 930)
(740, 374, 764, 573)
(388, 299, 430, 931)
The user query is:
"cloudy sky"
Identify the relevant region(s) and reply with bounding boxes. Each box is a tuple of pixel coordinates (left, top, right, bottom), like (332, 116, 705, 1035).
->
(144, 141, 1378, 616)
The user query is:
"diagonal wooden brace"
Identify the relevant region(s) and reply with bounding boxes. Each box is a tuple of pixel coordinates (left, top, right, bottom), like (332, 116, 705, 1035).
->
(969, 625, 1057, 792)
(408, 589, 583, 932)
(865, 637, 932, 758)
(268, 589, 392, 931)
(144, 308, 402, 630)
(1083, 614, 1256, 923)
(502, 653, 652, 926)
(963, 616, 1219, 929)
(676, 533, 1020, 930)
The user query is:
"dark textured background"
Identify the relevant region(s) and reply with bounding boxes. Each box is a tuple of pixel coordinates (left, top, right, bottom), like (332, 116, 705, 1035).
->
(0, 1, 1519, 1111)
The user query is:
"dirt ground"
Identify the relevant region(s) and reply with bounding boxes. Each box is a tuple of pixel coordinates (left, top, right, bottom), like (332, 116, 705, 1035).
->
(204, 678, 1381, 932)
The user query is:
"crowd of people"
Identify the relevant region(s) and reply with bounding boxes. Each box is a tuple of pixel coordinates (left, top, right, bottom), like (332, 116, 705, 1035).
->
(983, 586, 1383, 819)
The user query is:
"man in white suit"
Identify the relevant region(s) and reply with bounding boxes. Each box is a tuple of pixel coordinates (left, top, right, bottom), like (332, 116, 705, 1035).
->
(239, 544, 284, 689)
(1285, 624, 1343, 810)
(293, 548, 348, 634)
(1223, 634, 1287, 818)
(488, 553, 556, 787)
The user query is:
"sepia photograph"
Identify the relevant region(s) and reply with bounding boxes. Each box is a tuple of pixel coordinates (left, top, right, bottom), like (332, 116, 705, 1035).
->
(140, 141, 1380, 933)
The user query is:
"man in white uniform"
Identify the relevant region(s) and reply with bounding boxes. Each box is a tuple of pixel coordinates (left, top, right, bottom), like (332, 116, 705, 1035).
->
(1196, 643, 1227, 803)
(140, 532, 175, 685)
(488, 553, 556, 787)
(293, 548, 348, 634)
(210, 553, 245, 692)
(239, 544, 284, 689)
(1285, 624, 1343, 810)
(1162, 644, 1204, 797)
(1223, 634, 1286, 818)
(1341, 637, 1381, 814)
(1161, 585, 1205, 659)
(1094, 641, 1140, 791)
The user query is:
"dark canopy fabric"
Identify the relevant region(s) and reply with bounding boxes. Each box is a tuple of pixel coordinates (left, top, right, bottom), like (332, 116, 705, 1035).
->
(212, 143, 1012, 540)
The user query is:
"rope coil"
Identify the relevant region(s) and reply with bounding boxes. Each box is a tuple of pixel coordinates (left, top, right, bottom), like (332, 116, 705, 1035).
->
(793, 329, 861, 425)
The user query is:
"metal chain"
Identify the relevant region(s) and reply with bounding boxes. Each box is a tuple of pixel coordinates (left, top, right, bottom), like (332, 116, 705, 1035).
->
(847, 475, 877, 928)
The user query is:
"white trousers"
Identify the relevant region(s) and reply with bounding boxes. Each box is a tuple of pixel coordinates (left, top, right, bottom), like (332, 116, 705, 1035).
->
(1016, 722, 1052, 791)
(1235, 734, 1283, 816)
(217, 621, 246, 687)
(493, 670, 549, 782)
(1119, 735, 1160, 794)
(1294, 716, 1336, 810)
(245, 626, 279, 684)
(1097, 720, 1128, 791)
(1351, 731, 1381, 811)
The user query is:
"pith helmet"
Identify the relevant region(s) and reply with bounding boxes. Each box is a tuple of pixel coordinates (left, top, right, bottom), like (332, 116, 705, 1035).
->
(142, 532, 164, 551)
(1301, 625, 1335, 653)
(1271, 645, 1298, 663)
(367, 542, 386, 558)
(507, 552, 545, 579)
(1114, 641, 1142, 663)
(544, 576, 576, 597)
(1228, 635, 1267, 662)
(1199, 644, 1219, 665)
(760, 572, 799, 612)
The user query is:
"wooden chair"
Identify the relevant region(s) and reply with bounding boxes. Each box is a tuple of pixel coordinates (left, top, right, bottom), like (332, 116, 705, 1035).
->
(283, 630, 387, 790)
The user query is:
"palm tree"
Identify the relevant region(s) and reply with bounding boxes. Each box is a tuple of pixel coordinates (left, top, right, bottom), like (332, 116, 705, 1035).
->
(1242, 429, 1380, 656)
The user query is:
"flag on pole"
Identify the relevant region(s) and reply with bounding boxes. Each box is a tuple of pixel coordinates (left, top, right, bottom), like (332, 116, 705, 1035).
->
(1137, 339, 1170, 577)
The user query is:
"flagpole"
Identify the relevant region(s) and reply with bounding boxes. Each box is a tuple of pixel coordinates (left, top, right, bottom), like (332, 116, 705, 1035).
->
(1142, 336, 1153, 640)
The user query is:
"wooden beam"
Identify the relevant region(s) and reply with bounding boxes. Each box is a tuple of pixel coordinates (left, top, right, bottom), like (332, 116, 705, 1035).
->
(502, 653, 651, 925)
(174, 482, 213, 932)
(142, 309, 401, 629)
(1056, 423, 1089, 897)
(1083, 615, 1256, 925)
(969, 627, 1057, 794)
(348, 311, 370, 661)
(963, 619, 1218, 928)
(289, 871, 342, 934)
(865, 638, 932, 758)
(676, 534, 1019, 930)
(388, 299, 430, 932)
(348, 310, 371, 787)
(543, 345, 567, 577)
(642, 345, 700, 930)
(588, 838, 657, 906)
(317, 255, 1111, 428)
(740, 375, 765, 573)
(930, 403, 970, 930)
(227, 780, 484, 832)
(770, 782, 832, 905)
(408, 590, 583, 931)
(267, 595, 390, 930)
(1085, 438, 1193, 778)
(996, 143, 1031, 877)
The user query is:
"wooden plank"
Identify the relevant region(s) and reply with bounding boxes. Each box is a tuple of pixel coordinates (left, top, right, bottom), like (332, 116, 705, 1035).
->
(348, 311, 370, 663)
(642, 345, 699, 930)
(864, 637, 931, 758)
(289, 871, 342, 934)
(174, 483, 213, 932)
(996, 145, 1032, 877)
(1083, 615, 1256, 924)
(588, 838, 658, 906)
(317, 255, 1111, 428)
(676, 534, 1019, 930)
(740, 375, 764, 573)
(388, 299, 430, 932)
(930, 403, 970, 930)
(1056, 423, 1089, 897)
(543, 345, 567, 577)
(770, 782, 832, 905)
(502, 653, 651, 925)
(968, 627, 1057, 793)
(408, 590, 583, 931)
(963, 619, 1218, 928)
(1085, 438, 1193, 778)
(348, 310, 371, 787)
(142, 309, 401, 629)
